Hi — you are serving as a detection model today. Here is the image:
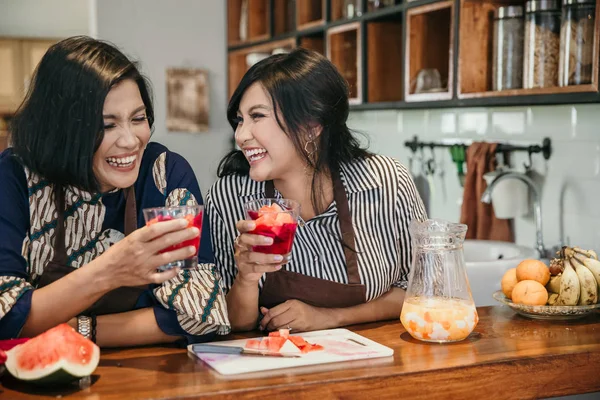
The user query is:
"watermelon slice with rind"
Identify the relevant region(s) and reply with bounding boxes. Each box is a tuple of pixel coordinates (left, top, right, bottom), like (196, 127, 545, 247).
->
(5, 323, 100, 385)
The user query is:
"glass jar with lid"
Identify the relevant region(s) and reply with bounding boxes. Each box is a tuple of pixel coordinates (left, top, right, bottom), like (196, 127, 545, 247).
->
(523, 0, 562, 88)
(367, 0, 395, 12)
(559, 0, 596, 86)
(343, 0, 362, 19)
(493, 6, 525, 91)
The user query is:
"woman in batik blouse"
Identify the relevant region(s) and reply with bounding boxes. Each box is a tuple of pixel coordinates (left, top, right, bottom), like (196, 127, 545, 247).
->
(0, 36, 230, 346)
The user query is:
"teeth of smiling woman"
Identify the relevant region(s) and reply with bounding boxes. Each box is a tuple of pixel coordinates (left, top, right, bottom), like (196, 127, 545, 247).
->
(106, 155, 136, 167)
(245, 148, 267, 162)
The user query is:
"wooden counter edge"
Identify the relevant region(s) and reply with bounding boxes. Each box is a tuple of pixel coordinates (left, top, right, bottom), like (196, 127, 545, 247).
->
(170, 351, 600, 400)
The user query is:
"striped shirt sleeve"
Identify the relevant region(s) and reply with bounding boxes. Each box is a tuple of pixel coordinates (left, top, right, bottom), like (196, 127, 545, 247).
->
(205, 180, 238, 294)
(392, 159, 428, 289)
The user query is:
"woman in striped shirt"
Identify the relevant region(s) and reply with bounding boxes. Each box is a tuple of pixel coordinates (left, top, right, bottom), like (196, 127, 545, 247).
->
(206, 48, 426, 332)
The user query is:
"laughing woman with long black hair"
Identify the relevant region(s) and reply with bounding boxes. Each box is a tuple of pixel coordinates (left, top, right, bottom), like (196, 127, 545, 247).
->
(206, 48, 426, 333)
(0, 36, 230, 345)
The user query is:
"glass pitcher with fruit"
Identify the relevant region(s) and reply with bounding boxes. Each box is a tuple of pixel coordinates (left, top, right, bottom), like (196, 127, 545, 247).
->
(400, 219, 478, 343)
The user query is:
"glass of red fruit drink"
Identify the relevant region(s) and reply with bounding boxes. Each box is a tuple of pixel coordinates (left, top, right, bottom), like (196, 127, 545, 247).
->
(142, 205, 203, 271)
(243, 199, 300, 264)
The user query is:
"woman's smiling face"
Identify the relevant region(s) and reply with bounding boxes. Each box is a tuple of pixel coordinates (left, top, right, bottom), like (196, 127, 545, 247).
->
(93, 79, 151, 193)
(234, 82, 306, 182)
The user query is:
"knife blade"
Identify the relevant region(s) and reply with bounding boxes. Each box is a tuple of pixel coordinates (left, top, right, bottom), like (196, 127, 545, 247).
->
(192, 343, 302, 358)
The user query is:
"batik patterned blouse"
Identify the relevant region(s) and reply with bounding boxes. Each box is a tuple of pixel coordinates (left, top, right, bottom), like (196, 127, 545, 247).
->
(0, 142, 230, 340)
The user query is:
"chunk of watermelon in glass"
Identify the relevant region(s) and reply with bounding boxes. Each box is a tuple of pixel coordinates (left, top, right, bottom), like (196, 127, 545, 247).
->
(146, 211, 203, 254)
(247, 206, 298, 256)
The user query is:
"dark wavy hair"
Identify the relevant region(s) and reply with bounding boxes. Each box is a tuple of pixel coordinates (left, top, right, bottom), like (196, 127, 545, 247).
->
(10, 35, 154, 193)
(218, 47, 371, 213)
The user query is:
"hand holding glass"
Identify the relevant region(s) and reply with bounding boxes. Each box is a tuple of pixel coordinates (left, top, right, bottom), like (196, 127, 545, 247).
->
(243, 199, 300, 264)
(143, 205, 203, 271)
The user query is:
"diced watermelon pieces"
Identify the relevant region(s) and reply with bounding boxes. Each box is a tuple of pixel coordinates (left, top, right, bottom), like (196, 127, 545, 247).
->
(275, 212, 294, 225)
(245, 339, 262, 350)
(244, 332, 323, 355)
(266, 337, 287, 352)
(300, 343, 324, 353)
(268, 329, 290, 339)
(288, 335, 307, 348)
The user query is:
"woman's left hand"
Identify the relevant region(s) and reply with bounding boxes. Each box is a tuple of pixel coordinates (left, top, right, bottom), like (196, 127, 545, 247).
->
(259, 300, 337, 332)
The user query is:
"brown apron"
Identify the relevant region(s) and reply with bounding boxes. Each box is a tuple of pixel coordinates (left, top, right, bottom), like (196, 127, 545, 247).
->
(36, 187, 146, 315)
(258, 168, 367, 309)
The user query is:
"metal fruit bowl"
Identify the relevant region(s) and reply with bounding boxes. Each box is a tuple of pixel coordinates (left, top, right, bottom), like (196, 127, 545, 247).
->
(493, 291, 600, 320)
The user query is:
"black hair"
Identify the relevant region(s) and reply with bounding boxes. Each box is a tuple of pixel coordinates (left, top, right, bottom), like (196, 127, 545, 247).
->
(10, 35, 154, 192)
(218, 47, 372, 214)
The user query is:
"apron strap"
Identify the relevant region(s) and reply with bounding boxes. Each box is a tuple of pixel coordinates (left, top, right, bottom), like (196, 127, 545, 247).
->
(264, 168, 360, 284)
(265, 181, 275, 198)
(124, 186, 137, 236)
(51, 187, 68, 265)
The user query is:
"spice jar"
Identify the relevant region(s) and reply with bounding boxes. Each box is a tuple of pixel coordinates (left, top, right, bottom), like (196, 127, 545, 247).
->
(343, 0, 362, 19)
(523, 0, 562, 88)
(559, 0, 596, 86)
(493, 6, 525, 91)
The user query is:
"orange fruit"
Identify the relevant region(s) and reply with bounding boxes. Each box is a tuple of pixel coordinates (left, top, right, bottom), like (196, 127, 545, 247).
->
(516, 259, 550, 286)
(501, 268, 519, 299)
(511, 280, 548, 306)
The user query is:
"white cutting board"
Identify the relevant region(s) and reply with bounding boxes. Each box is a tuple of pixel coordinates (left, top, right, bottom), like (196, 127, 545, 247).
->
(187, 328, 394, 376)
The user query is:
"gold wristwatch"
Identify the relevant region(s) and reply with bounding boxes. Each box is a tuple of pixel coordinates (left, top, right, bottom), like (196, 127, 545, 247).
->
(77, 315, 92, 339)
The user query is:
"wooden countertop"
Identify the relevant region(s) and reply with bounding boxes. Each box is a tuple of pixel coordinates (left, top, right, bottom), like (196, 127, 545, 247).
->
(1, 306, 600, 399)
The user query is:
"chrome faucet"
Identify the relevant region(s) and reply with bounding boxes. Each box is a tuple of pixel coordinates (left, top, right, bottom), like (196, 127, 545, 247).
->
(481, 171, 546, 258)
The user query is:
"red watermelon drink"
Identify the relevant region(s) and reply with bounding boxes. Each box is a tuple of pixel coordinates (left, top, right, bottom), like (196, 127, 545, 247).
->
(143, 204, 203, 270)
(244, 199, 300, 264)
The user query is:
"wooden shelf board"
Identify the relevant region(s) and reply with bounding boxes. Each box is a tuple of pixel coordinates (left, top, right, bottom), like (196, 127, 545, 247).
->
(297, 19, 326, 32)
(228, 36, 274, 50)
(459, 85, 598, 99)
(362, 4, 404, 21)
(246, 33, 270, 42)
(405, 0, 449, 9)
(406, 0, 453, 15)
(228, 38, 297, 55)
(405, 91, 452, 102)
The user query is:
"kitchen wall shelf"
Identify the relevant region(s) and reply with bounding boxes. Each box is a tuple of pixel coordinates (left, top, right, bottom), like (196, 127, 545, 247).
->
(226, 0, 600, 110)
(327, 22, 362, 103)
(405, 1, 453, 102)
(297, 0, 326, 30)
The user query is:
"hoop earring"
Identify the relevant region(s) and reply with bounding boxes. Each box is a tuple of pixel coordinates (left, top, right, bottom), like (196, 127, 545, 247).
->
(304, 140, 317, 163)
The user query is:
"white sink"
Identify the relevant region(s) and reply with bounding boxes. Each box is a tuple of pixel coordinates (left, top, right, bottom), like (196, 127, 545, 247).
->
(463, 240, 539, 307)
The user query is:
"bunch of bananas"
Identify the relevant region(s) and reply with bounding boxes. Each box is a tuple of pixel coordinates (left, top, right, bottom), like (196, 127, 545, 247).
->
(546, 247, 600, 306)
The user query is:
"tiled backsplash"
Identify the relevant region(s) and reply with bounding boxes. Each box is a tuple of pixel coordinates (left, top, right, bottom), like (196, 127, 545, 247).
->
(347, 104, 600, 252)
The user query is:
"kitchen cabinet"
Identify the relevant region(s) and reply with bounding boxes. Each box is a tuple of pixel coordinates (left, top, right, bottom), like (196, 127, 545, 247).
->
(0, 40, 24, 115)
(226, 0, 600, 110)
(0, 38, 56, 115)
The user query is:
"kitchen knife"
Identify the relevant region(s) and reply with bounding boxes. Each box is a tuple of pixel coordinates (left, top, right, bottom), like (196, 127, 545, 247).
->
(192, 343, 302, 358)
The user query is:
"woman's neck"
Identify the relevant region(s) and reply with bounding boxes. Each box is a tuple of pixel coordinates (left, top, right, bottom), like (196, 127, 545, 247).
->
(273, 168, 333, 221)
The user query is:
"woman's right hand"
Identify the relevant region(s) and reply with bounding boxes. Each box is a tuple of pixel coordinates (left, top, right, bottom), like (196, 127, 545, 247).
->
(233, 220, 283, 285)
(98, 218, 200, 288)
